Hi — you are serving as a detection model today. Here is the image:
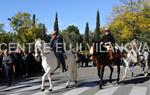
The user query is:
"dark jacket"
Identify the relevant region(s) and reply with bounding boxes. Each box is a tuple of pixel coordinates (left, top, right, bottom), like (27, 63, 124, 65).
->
(101, 34, 115, 44)
(2, 55, 12, 65)
(50, 34, 65, 53)
(0, 54, 3, 68)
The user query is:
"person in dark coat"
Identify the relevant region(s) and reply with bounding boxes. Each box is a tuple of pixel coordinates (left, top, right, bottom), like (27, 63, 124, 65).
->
(2, 50, 13, 86)
(14, 49, 22, 78)
(101, 28, 116, 60)
(50, 31, 67, 72)
(0, 51, 3, 82)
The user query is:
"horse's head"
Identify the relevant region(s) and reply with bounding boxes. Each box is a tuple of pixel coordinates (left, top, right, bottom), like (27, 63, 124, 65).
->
(35, 38, 43, 50)
(34, 38, 43, 62)
(89, 46, 97, 61)
(89, 46, 94, 55)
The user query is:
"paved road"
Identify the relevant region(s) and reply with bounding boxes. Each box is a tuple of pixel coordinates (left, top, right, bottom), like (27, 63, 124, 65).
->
(0, 66, 150, 95)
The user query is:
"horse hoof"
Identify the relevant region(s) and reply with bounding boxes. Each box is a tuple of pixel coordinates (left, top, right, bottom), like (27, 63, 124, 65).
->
(144, 73, 148, 77)
(75, 81, 77, 84)
(99, 85, 102, 89)
(122, 76, 126, 80)
(66, 86, 69, 88)
(109, 80, 112, 83)
(117, 81, 120, 84)
(41, 89, 45, 92)
(48, 89, 52, 92)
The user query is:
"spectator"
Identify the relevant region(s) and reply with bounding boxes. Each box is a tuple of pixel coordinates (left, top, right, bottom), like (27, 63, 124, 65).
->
(2, 50, 13, 86)
(0, 51, 3, 82)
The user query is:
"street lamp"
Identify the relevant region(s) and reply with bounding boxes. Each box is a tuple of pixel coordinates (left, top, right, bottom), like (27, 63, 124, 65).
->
(8, 18, 13, 42)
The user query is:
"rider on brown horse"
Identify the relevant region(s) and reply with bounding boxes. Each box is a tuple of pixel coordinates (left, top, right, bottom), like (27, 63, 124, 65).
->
(101, 28, 116, 61)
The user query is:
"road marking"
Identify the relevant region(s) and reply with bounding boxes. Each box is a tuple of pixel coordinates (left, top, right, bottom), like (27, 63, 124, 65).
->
(31, 82, 74, 95)
(18, 78, 41, 85)
(61, 81, 97, 95)
(129, 86, 147, 95)
(8, 80, 57, 95)
(62, 87, 91, 95)
(94, 85, 120, 95)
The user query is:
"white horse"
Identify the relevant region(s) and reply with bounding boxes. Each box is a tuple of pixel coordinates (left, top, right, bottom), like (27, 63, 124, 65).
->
(34, 38, 78, 91)
(132, 39, 150, 76)
(122, 43, 149, 79)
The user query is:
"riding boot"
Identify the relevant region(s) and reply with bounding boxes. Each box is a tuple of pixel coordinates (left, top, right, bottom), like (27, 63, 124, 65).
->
(62, 62, 67, 72)
(108, 50, 113, 60)
(59, 53, 67, 72)
(64, 54, 67, 59)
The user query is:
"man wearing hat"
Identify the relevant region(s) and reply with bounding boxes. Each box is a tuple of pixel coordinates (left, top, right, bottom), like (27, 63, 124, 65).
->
(101, 28, 116, 60)
(50, 31, 67, 72)
(2, 50, 13, 86)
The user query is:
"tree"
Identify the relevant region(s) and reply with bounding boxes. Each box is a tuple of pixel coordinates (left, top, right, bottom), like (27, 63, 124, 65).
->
(83, 22, 90, 50)
(54, 12, 59, 34)
(10, 12, 46, 43)
(0, 24, 10, 43)
(109, 0, 150, 43)
(84, 22, 90, 43)
(94, 10, 101, 41)
(42, 24, 47, 41)
(10, 12, 32, 43)
(36, 23, 47, 40)
(61, 25, 83, 49)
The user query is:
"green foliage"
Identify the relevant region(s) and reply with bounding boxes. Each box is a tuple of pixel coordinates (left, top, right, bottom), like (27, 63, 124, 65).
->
(10, 12, 47, 43)
(109, 0, 150, 44)
(54, 12, 59, 34)
(84, 22, 90, 43)
(61, 25, 83, 49)
(94, 10, 101, 41)
(0, 24, 12, 43)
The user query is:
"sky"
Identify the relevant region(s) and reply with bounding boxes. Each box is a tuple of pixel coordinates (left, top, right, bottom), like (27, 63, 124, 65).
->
(0, 0, 121, 34)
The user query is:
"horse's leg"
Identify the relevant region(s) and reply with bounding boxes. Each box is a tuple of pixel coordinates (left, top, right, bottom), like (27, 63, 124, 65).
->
(108, 65, 113, 83)
(97, 64, 103, 89)
(66, 67, 72, 88)
(48, 74, 53, 91)
(122, 66, 128, 79)
(129, 67, 135, 78)
(66, 63, 78, 88)
(101, 66, 105, 84)
(144, 59, 149, 76)
(117, 64, 120, 84)
(144, 65, 150, 77)
(73, 63, 78, 84)
(41, 68, 50, 91)
(122, 58, 129, 79)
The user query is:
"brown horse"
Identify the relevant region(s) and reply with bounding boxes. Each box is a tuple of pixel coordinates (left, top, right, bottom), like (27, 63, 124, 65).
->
(90, 42, 121, 89)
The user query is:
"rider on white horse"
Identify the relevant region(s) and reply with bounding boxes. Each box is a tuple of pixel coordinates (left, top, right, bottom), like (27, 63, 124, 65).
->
(50, 31, 67, 72)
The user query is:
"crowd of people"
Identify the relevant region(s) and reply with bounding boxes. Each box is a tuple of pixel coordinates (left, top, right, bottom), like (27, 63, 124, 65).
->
(0, 49, 43, 86)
